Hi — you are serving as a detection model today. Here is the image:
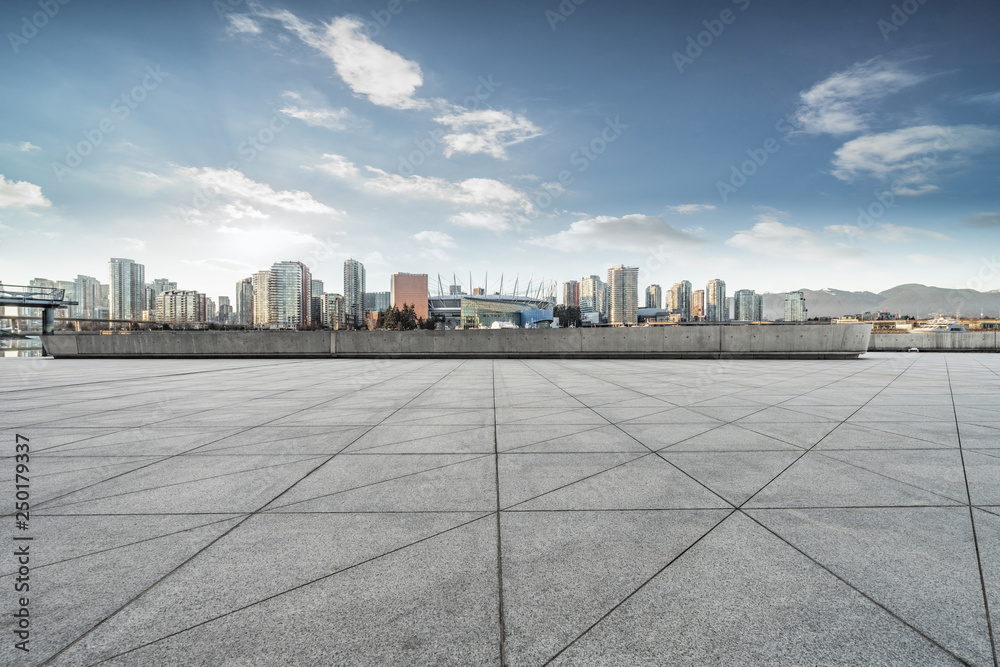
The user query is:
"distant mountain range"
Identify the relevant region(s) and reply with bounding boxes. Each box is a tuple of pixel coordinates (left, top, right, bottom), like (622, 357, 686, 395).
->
(760, 284, 1000, 320)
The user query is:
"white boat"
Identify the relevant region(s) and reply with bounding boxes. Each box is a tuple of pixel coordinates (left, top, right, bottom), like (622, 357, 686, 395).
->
(912, 317, 966, 333)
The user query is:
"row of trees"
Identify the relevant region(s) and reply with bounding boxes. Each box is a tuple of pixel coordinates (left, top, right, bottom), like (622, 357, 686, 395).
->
(375, 304, 436, 331)
(553, 305, 582, 328)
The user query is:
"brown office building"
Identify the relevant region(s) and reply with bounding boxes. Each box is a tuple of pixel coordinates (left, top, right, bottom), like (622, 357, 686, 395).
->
(390, 273, 429, 320)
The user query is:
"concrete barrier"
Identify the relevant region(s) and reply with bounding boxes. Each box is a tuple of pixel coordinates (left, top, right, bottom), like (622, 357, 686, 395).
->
(40, 324, 873, 359)
(43, 331, 333, 358)
(869, 331, 999, 352)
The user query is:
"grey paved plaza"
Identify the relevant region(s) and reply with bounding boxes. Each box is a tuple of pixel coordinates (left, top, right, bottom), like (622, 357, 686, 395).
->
(2, 353, 999, 666)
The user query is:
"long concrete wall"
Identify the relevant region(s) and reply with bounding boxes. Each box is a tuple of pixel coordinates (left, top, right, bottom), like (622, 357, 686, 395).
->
(869, 331, 1000, 352)
(40, 324, 872, 359)
(41, 331, 334, 358)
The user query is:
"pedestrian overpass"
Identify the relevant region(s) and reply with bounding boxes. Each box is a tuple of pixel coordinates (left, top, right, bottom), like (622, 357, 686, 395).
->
(0, 284, 78, 334)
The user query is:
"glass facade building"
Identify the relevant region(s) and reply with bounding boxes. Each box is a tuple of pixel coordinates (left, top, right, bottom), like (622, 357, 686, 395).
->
(460, 296, 553, 328)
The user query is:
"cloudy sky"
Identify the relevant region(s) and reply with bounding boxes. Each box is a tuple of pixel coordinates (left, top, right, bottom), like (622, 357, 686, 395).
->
(1, 0, 998, 301)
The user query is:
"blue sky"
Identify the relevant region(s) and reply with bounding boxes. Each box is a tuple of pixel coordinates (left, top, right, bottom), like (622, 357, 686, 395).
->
(1, 0, 998, 301)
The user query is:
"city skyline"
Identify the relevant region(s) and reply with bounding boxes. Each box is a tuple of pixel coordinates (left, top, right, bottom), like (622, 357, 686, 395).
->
(2, 1, 999, 301)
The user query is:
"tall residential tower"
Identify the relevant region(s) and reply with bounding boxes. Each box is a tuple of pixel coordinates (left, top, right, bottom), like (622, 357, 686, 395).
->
(607, 265, 639, 326)
(705, 279, 727, 323)
(108, 258, 145, 323)
(344, 259, 366, 328)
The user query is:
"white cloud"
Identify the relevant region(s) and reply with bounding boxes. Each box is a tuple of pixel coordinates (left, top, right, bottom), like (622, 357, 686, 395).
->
(279, 92, 361, 131)
(314, 154, 360, 179)
(795, 58, 927, 135)
(831, 124, 1000, 195)
(527, 214, 703, 253)
(726, 210, 858, 263)
(412, 231, 455, 261)
(412, 230, 456, 247)
(178, 167, 340, 215)
(449, 211, 514, 232)
(963, 91, 1000, 106)
(362, 167, 533, 212)
(824, 223, 951, 242)
(221, 203, 268, 220)
(280, 104, 356, 130)
(0, 142, 40, 152)
(435, 109, 542, 159)
(0, 175, 50, 208)
(266, 12, 427, 110)
(313, 155, 533, 226)
(667, 204, 716, 215)
(227, 14, 261, 35)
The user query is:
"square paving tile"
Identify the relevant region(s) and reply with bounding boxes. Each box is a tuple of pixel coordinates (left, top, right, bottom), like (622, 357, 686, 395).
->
(1, 353, 997, 666)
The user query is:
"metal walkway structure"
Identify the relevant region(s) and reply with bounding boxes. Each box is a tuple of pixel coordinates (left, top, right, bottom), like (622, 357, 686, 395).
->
(0, 284, 78, 334)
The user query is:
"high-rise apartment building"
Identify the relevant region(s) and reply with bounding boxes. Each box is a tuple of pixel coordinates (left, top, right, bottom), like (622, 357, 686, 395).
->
(156, 290, 207, 324)
(562, 280, 580, 308)
(147, 278, 177, 312)
(734, 289, 763, 321)
(108, 258, 145, 323)
(671, 280, 692, 321)
(55, 280, 75, 317)
(365, 291, 391, 314)
(391, 273, 429, 320)
(30, 279, 73, 317)
(73, 275, 101, 319)
(270, 261, 312, 329)
(218, 296, 233, 324)
(705, 279, 727, 323)
(151, 278, 177, 293)
(692, 289, 705, 319)
(785, 291, 808, 322)
(150, 280, 174, 311)
(579, 275, 606, 317)
(607, 265, 639, 326)
(236, 277, 254, 325)
(645, 284, 662, 310)
(344, 259, 366, 328)
(310, 279, 325, 326)
(322, 293, 345, 329)
(251, 270, 272, 326)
